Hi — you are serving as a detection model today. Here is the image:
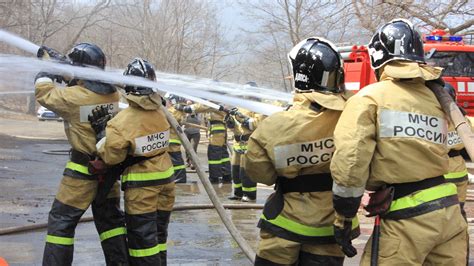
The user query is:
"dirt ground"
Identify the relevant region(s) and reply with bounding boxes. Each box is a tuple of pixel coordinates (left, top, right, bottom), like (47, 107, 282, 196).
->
(0, 116, 474, 265)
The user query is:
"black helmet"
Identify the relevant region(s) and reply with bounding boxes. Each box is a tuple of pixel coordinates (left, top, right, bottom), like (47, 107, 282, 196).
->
(288, 37, 344, 93)
(123, 58, 156, 95)
(368, 19, 425, 69)
(444, 83, 456, 101)
(67, 43, 106, 69)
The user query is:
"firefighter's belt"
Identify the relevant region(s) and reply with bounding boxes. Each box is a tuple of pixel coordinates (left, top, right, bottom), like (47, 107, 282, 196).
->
(70, 149, 93, 165)
(391, 175, 444, 200)
(448, 150, 461, 157)
(279, 173, 333, 194)
(63, 149, 95, 179)
(384, 177, 459, 220)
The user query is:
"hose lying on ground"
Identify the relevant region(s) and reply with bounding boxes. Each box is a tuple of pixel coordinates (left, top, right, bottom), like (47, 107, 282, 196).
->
(163, 108, 257, 263)
(0, 203, 263, 236)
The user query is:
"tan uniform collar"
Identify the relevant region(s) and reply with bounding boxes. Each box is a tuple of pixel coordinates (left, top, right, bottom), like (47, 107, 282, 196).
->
(292, 90, 352, 111)
(380, 61, 442, 81)
(125, 93, 163, 110)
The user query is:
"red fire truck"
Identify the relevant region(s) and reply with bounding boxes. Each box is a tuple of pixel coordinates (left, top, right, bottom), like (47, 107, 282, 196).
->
(341, 29, 474, 115)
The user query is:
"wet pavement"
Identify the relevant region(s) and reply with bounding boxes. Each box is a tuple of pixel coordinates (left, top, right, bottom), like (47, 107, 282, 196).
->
(1, 121, 474, 265)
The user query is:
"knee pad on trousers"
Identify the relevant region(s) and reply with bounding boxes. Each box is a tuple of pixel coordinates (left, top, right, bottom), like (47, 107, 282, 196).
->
(254, 255, 287, 266)
(298, 251, 344, 266)
(92, 197, 128, 265)
(43, 199, 85, 266)
(126, 211, 161, 265)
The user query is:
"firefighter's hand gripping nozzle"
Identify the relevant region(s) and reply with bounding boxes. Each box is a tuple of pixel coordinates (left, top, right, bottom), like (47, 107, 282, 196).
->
(88, 106, 112, 142)
(333, 221, 357, 257)
(36, 45, 70, 83)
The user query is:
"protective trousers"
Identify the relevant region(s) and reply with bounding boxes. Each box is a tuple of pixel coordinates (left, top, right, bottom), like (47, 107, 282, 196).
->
(240, 155, 256, 200)
(124, 183, 175, 266)
(360, 204, 467, 265)
(43, 176, 127, 266)
(208, 132, 230, 183)
(255, 229, 344, 265)
(231, 147, 243, 198)
(169, 144, 186, 183)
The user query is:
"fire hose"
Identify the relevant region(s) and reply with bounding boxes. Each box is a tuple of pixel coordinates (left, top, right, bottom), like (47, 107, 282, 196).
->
(163, 108, 257, 263)
(0, 203, 263, 236)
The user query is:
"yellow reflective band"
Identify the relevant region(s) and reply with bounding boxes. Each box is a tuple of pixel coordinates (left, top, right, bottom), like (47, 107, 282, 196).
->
(221, 157, 230, 163)
(46, 235, 74, 245)
(99, 227, 126, 242)
(444, 169, 468, 180)
(129, 244, 160, 257)
(65, 161, 91, 175)
(233, 183, 242, 188)
(242, 187, 257, 192)
(122, 167, 174, 183)
(261, 215, 359, 237)
(169, 139, 181, 145)
(173, 164, 186, 170)
(158, 243, 167, 251)
(211, 125, 225, 131)
(389, 183, 458, 212)
(208, 159, 222, 165)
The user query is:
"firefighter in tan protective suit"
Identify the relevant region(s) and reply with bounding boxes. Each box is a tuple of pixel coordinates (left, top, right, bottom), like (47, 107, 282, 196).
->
(95, 58, 175, 265)
(176, 103, 231, 183)
(244, 37, 359, 265)
(330, 19, 467, 265)
(444, 84, 470, 216)
(227, 104, 265, 202)
(167, 96, 187, 183)
(35, 43, 128, 265)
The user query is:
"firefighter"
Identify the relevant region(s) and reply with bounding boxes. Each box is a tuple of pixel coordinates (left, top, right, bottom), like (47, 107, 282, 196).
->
(176, 103, 231, 183)
(244, 37, 359, 265)
(167, 95, 187, 183)
(95, 58, 175, 265)
(330, 19, 467, 265)
(444, 83, 470, 216)
(35, 43, 128, 265)
(227, 106, 265, 202)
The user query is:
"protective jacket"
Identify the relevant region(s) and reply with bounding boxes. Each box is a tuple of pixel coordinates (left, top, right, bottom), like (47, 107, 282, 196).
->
(331, 62, 467, 265)
(245, 91, 359, 244)
(168, 106, 187, 182)
(36, 77, 128, 265)
(445, 120, 469, 205)
(97, 94, 174, 189)
(97, 93, 175, 265)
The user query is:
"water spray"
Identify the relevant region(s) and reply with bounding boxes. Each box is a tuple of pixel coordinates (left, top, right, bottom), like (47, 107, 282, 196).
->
(0, 30, 40, 54)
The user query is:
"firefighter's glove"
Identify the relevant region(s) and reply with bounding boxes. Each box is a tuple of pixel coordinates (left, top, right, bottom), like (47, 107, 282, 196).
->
(88, 159, 107, 175)
(175, 104, 185, 112)
(37, 46, 68, 63)
(225, 115, 235, 129)
(219, 105, 228, 113)
(334, 220, 357, 257)
(228, 107, 239, 116)
(88, 106, 112, 141)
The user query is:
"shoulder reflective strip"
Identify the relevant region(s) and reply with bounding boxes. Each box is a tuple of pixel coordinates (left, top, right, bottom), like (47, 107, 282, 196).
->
(444, 169, 468, 180)
(221, 157, 230, 163)
(65, 161, 91, 175)
(169, 139, 181, 145)
(122, 167, 174, 182)
(388, 183, 457, 212)
(99, 227, 126, 242)
(332, 182, 365, 198)
(233, 183, 242, 188)
(242, 187, 257, 192)
(158, 243, 167, 251)
(173, 165, 186, 170)
(35, 77, 53, 85)
(129, 244, 160, 257)
(46, 235, 74, 245)
(261, 214, 359, 237)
